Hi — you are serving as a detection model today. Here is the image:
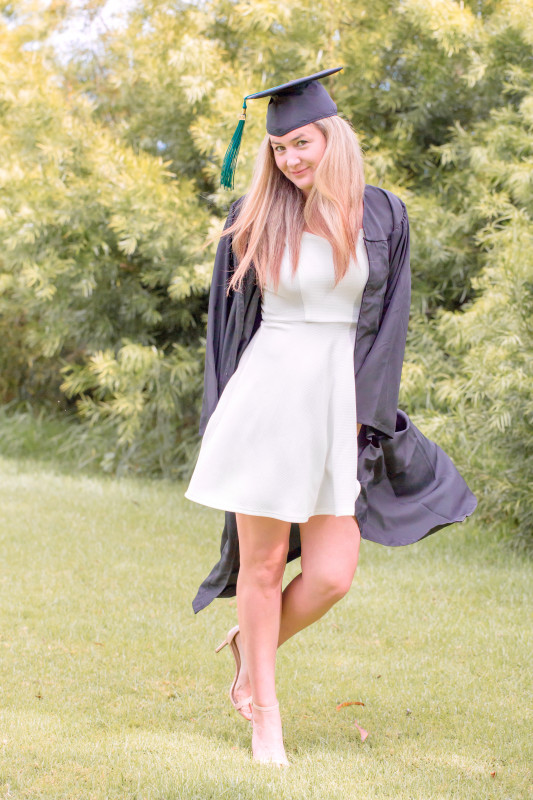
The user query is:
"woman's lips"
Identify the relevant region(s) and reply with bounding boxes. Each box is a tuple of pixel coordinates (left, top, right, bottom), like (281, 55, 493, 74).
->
(290, 168, 308, 176)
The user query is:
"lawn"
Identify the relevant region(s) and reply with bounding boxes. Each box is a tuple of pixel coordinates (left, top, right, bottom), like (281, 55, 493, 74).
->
(0, 452, 531, 799)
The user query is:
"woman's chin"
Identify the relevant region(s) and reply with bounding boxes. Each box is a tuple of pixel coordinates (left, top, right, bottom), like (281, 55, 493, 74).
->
(290, 177, 313, 195)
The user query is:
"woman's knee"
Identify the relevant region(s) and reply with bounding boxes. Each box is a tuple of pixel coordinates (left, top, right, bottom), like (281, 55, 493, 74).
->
(307, 563, 357, 603)
(325, 573, 355, 603)
(240, 554, 287, 592)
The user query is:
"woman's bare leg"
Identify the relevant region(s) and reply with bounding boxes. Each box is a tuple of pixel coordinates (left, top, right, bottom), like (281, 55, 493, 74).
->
(278, 514, 360, 644)
(233, 515, 360, 713)
(235, 512, 290, 764)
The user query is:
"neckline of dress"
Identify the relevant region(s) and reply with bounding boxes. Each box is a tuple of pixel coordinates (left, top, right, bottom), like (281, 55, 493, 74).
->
(302, 229, 363, 238)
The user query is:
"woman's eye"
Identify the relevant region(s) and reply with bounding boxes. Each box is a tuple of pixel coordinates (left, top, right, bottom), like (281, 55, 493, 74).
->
(273, 141, 306, 152)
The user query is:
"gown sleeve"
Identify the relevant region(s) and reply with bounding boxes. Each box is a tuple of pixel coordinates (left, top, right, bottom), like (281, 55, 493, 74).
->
(198, 202, 239, 437)
(357, 200, 411, 438)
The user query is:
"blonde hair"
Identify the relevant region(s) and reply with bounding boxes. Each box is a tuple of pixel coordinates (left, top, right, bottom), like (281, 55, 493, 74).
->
(222, 114, 365, 297)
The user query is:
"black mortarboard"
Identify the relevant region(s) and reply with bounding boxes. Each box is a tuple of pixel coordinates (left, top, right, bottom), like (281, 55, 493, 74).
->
(220, 67, 343, 190)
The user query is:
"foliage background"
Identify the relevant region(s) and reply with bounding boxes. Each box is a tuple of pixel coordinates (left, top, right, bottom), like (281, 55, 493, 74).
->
(0, 0, 531, 547)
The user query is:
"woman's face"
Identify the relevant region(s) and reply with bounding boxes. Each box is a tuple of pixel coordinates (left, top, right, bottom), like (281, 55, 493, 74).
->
(269, 122, 327, 197)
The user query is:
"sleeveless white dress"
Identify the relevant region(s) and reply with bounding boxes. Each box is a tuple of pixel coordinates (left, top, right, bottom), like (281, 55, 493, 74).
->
(184, 230, 370, 522)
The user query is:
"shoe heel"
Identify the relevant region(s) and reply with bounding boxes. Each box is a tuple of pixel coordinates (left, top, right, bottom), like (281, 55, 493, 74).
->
(215, 624, 239, 654)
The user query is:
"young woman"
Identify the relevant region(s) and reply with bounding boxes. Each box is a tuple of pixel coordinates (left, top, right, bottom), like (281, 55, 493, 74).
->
(185, 69, 476, 767)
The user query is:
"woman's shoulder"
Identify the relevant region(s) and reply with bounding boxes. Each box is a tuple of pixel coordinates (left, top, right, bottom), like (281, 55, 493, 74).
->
(363, 184, 408, 241)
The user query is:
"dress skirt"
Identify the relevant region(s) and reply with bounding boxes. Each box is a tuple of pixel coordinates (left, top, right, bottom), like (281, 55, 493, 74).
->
(184, 317, 360, 522)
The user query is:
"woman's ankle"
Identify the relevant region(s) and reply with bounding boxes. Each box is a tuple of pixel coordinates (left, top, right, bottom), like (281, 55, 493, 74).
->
(251, 693, 279, 709)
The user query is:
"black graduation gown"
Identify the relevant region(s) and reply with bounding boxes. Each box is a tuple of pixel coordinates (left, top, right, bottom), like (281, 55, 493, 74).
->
(191, 184, 477, 613)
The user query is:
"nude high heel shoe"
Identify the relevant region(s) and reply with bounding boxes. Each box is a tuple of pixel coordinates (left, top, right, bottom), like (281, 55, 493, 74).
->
(215, 625, 252, 722)
(251, 701, 290, 767)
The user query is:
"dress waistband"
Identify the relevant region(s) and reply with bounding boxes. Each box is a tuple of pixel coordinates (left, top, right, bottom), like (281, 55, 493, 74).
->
(261, 318, 358, 327)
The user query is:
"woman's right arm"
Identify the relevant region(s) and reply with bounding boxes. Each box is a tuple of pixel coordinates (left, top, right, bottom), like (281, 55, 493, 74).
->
(198, 202, 240, 436)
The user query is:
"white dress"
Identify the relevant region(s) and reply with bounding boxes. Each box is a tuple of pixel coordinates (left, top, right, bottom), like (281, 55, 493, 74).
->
(184, 230, 370, 523)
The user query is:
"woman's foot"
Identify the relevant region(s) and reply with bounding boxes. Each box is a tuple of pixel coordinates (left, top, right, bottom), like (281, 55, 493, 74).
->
(251, 702, 289, 766)
(233, 631, 252, 721)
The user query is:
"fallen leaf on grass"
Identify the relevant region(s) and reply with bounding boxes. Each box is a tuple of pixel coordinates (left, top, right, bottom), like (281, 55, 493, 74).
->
(336, 701, 365, 710)
(490, 771, 496, 778)
(354, 720, 369, 741)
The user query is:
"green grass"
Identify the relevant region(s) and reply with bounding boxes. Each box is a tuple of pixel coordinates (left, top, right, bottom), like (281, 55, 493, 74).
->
(0, 452, 531, 799)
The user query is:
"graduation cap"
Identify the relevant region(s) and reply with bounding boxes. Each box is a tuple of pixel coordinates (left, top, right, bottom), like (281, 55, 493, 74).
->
(220, 67, 343, 190)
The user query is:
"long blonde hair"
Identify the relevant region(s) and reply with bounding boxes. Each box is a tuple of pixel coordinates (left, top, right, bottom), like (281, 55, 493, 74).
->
(222, 114, 365, 297)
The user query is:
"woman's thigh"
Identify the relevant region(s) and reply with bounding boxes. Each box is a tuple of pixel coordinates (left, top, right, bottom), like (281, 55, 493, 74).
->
(235, 513, 291, 573)
(299, 514, 361, 592)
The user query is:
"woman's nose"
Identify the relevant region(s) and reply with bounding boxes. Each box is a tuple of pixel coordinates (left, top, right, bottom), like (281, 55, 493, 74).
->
(286, 152, 301, 167)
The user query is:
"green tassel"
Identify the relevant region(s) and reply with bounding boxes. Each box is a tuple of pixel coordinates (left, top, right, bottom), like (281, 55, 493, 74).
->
(220, 102, 247, 190)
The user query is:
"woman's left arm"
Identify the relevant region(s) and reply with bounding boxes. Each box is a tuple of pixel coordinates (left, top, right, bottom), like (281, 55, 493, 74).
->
(354, 199, 411, 438)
